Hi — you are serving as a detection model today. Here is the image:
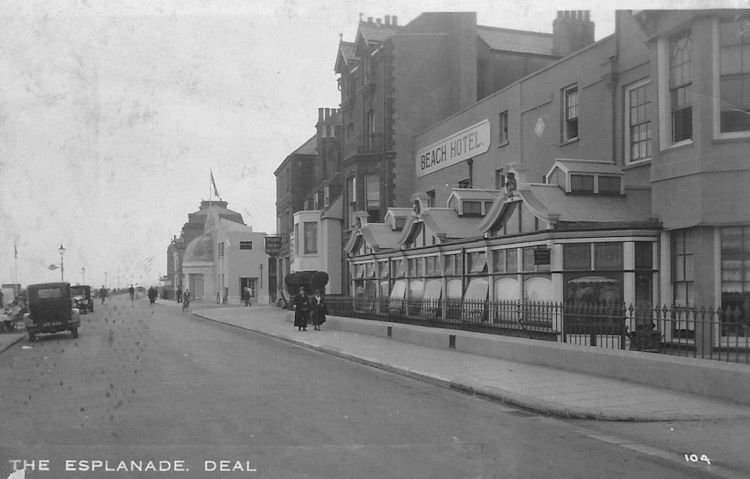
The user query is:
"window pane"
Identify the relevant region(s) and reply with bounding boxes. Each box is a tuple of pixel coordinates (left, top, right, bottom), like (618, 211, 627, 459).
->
(595, 243, 623, 270)
(564, 244, 591, 270)
(493, 249, 506, 273)
(598, 176, 621, 194)
(570, 174, 594, 193)
(303, 222, 318, 254)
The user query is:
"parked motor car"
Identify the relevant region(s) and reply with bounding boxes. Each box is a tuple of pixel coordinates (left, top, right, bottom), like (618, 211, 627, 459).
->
(23, 282, 81, 342)
(71, 284, 93, 314)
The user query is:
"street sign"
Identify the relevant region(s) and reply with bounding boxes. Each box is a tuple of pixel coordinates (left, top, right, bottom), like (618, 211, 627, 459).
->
(264, 235, 282, 255)
(534, 248, 551, 266)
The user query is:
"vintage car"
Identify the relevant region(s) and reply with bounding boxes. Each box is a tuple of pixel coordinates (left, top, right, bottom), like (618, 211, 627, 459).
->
(23, 282, 81, 341)
(71, 284, 94, 314)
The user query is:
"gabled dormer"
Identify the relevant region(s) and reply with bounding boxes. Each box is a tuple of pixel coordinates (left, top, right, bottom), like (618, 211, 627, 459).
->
(384, 207, 413, 231)
(446, 188, 501, 216)
(545, 158, 624, 195)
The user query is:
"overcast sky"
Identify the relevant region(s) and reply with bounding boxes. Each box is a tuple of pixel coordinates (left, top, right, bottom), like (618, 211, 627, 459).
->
(0, 0, 739, 289)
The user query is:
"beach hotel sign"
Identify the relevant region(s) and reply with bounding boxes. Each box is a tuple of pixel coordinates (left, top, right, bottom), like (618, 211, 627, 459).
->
(416, 119, 491, 177)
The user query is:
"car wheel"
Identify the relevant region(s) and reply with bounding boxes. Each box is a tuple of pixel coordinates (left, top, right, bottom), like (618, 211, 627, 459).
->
(28, 333, 36, 342)
(71, 328, 79, 339)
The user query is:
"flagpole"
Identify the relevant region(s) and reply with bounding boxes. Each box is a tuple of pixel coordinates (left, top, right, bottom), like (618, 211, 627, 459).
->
(209, 171, 212, 207)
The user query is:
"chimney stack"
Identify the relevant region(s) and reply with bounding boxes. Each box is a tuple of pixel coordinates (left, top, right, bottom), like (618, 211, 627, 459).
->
(553, 10, 594, 57)
(385, 14, 391, 25)
(392, 15, 398, 26)
(318, 108, 324, 123)
(367, 16, 373, 24)
(376, 18, 382, 26)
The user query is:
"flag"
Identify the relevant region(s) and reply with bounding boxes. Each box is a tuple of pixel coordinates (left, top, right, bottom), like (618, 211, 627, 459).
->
(49, 264, 58, 270)
(210, 170, 220, 197)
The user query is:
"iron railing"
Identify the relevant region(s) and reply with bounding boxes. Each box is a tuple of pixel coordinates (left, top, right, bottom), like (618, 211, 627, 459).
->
(323, 297, 750, 364)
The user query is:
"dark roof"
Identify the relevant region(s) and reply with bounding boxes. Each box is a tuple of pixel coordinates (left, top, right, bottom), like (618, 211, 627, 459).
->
(335, 40, 356, 71)
(477, 25, 555, 56)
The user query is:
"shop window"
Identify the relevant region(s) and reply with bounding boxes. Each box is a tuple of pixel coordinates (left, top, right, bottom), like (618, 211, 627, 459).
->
(563, 243, 591, 270)
(563, 85, 579, 142)
(378, 260, 389, 278)
(594, 243, 623, 270)
(522, 247, 550, 273)
(669, 30, 693, 143)
(672, 229, 695, 306)
(635, 242, 653, 269)
(625, 80, 652, 162)
(469, 252, 488, 274)
(719, 19, 750, 133)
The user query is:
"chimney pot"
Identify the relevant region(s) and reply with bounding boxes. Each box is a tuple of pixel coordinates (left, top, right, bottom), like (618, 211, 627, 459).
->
(392, 15, 397, 26)
(385, 14, 390, 25)
(585, 11, 590, 22)
(318, 108, 324, 121)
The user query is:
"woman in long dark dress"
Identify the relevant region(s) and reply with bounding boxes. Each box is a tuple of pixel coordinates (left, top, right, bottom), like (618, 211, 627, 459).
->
(310, 290, 327, 330)
(293, 287, 309, 331)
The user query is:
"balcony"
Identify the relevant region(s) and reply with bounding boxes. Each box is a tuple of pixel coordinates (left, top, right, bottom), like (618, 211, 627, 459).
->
(356, 133, 385, 154)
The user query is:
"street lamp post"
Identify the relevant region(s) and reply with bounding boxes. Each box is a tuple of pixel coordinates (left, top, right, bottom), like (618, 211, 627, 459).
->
(81, 267, 86, 285)
(58, 244, 65, 281)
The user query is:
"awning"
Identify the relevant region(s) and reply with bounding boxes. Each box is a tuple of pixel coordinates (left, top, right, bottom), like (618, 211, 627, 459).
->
(464, 278, 489, 301)
(409, 280, 424, 301)
(390, 279, 407, 300)
(423, 279, 442, 302)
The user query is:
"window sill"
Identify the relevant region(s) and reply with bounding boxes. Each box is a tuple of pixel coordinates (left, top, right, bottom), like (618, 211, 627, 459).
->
(712, 134, 750, 144)
(559, 138, 579, 147)
(661, 139, 693, 152)
(622, 159, 651, 170)
(497, 141, 509, 149)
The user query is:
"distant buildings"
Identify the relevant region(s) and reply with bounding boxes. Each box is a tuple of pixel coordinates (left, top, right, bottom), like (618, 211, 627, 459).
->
(166, 200, 270, 304)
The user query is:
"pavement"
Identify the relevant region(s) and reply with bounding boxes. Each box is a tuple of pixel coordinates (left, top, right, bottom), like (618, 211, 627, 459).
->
(4, 298, 749, 422)
(154, 299, 750, 423)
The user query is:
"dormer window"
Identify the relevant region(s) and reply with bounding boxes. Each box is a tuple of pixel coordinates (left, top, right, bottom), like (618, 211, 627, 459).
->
(598, 176, 621, 195)
(546, 160, 624, 196)
(462, 201, 482, 216)
(570, 174, 594, 193)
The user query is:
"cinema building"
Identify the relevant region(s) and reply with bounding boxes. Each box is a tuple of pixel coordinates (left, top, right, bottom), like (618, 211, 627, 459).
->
(344, 10, 750, 348)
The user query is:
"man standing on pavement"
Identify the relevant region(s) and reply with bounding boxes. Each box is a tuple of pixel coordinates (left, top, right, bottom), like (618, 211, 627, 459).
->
(100, 286, 107, 304)
(129, 284, 135, 304)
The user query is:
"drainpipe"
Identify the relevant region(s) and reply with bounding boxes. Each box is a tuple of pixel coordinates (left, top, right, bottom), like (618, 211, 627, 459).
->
(467, 158, 474, 187)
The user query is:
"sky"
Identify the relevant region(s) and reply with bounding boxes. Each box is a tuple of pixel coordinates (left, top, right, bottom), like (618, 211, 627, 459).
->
(0, 0, 742, 289)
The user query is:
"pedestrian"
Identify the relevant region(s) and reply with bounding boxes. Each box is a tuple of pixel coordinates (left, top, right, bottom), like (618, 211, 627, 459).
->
(177, 287, 182, 303)
(100, 286, 107, 304)
(129, 284, 135, 304)
(293, 287, 309, 331)
(243, 286, 251, 307)
(310, 289, 327, 331)
(182, 288, 190, 311)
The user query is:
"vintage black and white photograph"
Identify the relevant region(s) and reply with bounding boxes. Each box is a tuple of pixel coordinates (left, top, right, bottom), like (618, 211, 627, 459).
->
(1, 0, 749, 477)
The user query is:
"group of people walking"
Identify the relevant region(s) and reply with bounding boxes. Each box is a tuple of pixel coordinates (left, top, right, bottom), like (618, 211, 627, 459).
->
(293, 287, 327, 331)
